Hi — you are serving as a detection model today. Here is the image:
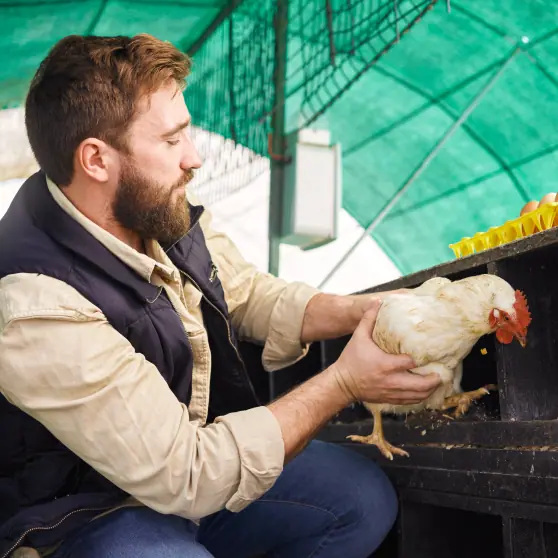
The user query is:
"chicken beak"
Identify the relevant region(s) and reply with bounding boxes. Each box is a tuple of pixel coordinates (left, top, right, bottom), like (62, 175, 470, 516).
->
(515, 333, 527, 348)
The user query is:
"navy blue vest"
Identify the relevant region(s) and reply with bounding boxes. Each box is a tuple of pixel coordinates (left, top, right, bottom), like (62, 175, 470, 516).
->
(0, 172, 260, 555)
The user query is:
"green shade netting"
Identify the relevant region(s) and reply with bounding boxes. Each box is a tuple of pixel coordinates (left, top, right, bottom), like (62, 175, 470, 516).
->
(1, 0, 558, 275)
(0, 0, 229, 108)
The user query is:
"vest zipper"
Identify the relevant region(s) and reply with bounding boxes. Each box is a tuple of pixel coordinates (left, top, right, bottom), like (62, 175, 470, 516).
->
(169, 303, 194, 358)
(1, 506, 111, 558)
(178, 269, 258, 401)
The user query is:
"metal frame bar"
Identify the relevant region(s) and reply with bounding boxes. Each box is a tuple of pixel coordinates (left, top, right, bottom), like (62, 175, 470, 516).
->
(185, 0, 244, 56)
(394, 0, 400, 42)
(301, 0, 438, 130)
(317, 46, 520, 289)
(325, 0, 337, 65)
(268, 0, 289, 276)
(84, 0, 109, 35)
(228, 13, 237, 142)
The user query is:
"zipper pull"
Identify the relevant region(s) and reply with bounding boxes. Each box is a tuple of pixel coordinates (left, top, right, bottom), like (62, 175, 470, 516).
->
(209, 263, 218, 283)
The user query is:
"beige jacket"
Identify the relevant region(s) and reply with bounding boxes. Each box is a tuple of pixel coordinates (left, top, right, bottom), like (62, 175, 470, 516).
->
(0, 178, 320, 520)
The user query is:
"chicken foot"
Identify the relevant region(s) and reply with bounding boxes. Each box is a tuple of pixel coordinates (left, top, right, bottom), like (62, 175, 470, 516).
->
(347, 406, 409, 460)
(440, 384, 497, 418)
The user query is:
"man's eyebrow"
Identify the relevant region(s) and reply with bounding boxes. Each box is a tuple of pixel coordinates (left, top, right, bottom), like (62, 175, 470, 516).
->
(161, 119, 191, 138)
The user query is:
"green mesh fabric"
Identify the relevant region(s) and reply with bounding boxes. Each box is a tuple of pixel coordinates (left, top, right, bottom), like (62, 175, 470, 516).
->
(191, 0, 558, 274)
(189, 0, 435, 160)
(326, 1, 558, 274)
(188, 0, 275, 152)
(0, 0, 230, 109)
(2, 0, 557, 275)
(185, 0, 275, 199)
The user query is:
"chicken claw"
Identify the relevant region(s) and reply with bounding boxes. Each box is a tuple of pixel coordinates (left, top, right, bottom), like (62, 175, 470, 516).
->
(440, 384, 497, 418)
(347, 406, 409, 460)
(347, 433, 409, 460)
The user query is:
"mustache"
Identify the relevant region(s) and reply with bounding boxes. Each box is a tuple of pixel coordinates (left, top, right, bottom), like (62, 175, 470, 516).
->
(173, 169, 195, 191)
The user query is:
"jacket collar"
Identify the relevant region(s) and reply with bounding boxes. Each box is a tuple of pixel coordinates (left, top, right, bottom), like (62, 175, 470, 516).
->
(22, 171, 205, 302)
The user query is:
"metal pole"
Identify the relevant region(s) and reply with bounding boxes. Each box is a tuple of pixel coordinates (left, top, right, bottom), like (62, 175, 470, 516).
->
(268, 0, 289, 276)
(267, 0, 289, 403)
(394, 0, 400, 42)
(186, 0, 243, 56)
(318, 47, 519, 290)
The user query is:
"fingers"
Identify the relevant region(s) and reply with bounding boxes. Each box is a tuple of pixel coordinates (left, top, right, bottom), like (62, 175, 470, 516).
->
(386, 353, 417, 371)
(388, 397, 427, 405)
(382, 390, 436, 405)
(418, 372, 443, 391)
(356, 299, 382, 333)
(389, 371, 441, 395)
(385, 378, 441, 405)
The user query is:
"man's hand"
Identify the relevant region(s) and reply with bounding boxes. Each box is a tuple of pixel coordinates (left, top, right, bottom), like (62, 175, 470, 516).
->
(328, 299, 440, 405)
(269, 299, 440, 462)
(348, 288, 409, 326)
(301, 288, 409, 344)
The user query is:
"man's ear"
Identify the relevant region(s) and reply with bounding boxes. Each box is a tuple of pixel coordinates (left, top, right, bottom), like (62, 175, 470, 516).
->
(75, 138, 115, 183)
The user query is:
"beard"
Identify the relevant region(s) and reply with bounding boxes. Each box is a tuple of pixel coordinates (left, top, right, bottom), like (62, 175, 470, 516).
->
(112, 158, 194, 245)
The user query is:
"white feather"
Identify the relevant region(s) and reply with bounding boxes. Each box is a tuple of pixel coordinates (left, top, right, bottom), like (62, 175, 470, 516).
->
(365, 274, 517, 416)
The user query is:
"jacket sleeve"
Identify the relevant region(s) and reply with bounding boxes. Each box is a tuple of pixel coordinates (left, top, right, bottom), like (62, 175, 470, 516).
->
(196, 199, 320, 371)
(0, 273, 285, 519)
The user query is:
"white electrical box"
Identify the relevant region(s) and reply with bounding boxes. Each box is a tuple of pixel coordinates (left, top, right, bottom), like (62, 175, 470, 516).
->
(281, 128, 342, 250)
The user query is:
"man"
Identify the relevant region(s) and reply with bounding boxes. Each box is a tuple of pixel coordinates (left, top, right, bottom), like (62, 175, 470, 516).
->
(0, 34, 440, 557)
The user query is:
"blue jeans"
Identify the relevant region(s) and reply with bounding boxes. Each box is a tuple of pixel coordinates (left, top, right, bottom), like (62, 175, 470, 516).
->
(51, 441, 398, 558)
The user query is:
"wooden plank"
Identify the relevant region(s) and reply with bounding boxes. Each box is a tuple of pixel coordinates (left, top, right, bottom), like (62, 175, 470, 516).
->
(320, 419, 558, 448)
(403, 490, 558, 523)
(368, 446, 558, 479)
(384, 464, 558, 507)
(503, 517, 558, 558)
(397, 500, 503, 558)
(491, 251, 558, 421)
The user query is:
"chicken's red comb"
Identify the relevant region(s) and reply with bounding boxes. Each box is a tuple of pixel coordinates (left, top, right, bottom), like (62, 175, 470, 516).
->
(514, 290, 531, 328)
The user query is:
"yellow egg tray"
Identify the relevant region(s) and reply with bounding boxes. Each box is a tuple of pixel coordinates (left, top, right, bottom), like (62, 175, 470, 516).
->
(449, 202, 558, 259)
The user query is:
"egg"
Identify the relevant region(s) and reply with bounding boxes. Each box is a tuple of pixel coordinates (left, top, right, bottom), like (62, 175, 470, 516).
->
(539, 192, 557, 206)
(520, 200, 539, 216)
(534, 193, 558, 229)
(519, 200, 540, 235)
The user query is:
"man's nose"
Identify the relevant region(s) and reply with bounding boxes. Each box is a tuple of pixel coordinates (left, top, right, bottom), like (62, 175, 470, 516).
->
(181, 138, 202, 170)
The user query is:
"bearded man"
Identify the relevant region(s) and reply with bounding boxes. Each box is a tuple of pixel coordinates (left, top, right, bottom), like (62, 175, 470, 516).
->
(0, 34, 439, 558)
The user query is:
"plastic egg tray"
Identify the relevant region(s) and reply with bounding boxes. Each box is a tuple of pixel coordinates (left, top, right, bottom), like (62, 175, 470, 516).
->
(449, 202, 558, 259)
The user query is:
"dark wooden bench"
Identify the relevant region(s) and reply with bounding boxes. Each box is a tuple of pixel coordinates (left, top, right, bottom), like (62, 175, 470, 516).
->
(253, 226, 558, 558)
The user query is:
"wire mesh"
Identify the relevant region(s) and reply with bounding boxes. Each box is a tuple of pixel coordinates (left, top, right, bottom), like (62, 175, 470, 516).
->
(187, 0, 437, 194)
(187, 0, 275, 198)
(287, 0, 439, 127)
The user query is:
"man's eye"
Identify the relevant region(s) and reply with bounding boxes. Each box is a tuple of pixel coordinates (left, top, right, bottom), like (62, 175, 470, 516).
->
(167, 139, 180, 146)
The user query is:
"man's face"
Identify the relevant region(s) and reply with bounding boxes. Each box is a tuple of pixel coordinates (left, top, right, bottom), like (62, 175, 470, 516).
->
(112, 81, 202, 245)
(112, 160, 193, 246)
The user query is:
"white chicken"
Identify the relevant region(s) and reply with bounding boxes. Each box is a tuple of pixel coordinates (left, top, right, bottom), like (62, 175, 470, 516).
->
(348, 274, 531, 460)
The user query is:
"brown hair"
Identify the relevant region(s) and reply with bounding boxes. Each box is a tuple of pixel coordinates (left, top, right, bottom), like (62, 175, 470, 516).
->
(25, 34, 192, 186)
